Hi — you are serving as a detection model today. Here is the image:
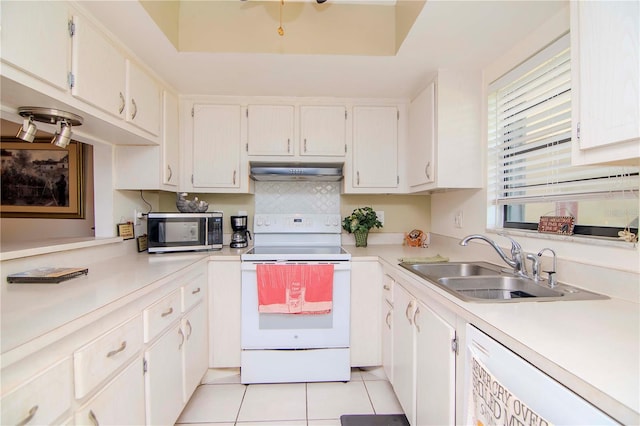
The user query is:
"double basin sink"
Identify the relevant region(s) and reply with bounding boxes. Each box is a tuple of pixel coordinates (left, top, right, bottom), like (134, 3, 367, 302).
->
(399, 261, 608, 303)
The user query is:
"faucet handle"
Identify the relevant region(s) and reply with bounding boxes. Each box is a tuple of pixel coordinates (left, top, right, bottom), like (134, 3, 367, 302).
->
(499, 233, 522, 254)
(526, 253, 540, 281)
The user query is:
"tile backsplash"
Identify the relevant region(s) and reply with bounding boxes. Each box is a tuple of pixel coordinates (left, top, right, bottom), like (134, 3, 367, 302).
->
(254, 181, 340, 214)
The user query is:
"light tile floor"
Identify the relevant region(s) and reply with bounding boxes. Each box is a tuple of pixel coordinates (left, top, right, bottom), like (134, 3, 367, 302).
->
(176, 367, 404, 426)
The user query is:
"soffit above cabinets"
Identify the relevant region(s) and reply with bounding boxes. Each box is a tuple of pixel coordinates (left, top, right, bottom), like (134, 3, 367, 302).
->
(80, 1, 568, 98)
(140, 0, 421, 56)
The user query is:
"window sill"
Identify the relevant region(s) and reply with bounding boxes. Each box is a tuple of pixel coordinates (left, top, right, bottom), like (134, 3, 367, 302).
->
(488, 228, 638, 250)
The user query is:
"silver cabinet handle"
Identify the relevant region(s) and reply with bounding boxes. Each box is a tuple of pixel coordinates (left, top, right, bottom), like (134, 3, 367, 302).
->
(106, 341, 127, 358)
(287, 138, 291, 153)
(233, 170, 237, 185)
(191, 287, 201, 295)
(413, 307, 421, 333)
(167, 165, 173, 182)
(304, 138, 307, 152)
(385, 311, 392, 329)
(425, 161, 431, 180)
(178, 328, 185, 350)
(88, 409, 99, 426)
(16, 405, 38, 426)
(357, 171, 360, 185)
(383, 284, 390, 291)
(161, 307, 174, 317)
(405, 300, 414, 325)
(118, 92, 125, 115)
(185, 320, 193, 339)
(130, 98, 138, 120)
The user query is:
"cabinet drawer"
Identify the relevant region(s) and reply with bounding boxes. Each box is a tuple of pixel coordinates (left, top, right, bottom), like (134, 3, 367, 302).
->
(1, 357, 72, 426)
(144, 289, 181, 342)
(74, 358, 145, 426)
(182, 277, 204, 313)
(73, 315, 143, 399)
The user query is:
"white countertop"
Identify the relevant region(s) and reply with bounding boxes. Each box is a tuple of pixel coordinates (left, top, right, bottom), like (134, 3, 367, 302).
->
(1, 240, 637, 424)
(348, 243, 640, 425)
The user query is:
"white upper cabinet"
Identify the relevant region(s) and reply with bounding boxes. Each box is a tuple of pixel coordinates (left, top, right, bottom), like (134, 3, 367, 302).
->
(247, 105, 295, 156)
(113, 90, 179, 191)
(571, 1, 640, 165)
(300, 106, 347, 156)
(407, 82, 435, 188)
(191, 104, 244, 191)
(349, 105, 399, 191)
(71, 15, 161, 136)
(126, 60, 161, 136)
(162, 90, 180, 188)
(71, 14, 127, 120)
(407, 70, 482, 192)
(1, 1, 71, 91)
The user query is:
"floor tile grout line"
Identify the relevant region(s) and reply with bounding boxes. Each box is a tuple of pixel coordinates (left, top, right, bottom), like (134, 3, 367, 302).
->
(361, 379, 378, 415)
(234, 384, 248, 425)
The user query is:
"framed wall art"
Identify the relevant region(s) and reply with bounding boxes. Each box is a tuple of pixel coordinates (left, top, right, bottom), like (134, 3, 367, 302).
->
(1, 138, 85, 219)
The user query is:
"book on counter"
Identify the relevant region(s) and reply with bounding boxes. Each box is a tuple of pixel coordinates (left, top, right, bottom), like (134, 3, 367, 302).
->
(7, 267, 89, 284)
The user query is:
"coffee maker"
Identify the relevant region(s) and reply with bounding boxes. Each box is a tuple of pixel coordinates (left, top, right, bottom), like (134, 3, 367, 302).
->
(230, 215, 252, 248)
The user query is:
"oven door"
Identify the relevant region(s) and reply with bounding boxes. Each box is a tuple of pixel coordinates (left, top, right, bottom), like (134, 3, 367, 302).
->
(241, 261, 350, 350)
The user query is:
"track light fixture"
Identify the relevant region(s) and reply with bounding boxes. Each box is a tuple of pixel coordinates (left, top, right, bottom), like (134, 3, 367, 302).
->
(16, 107, 83, 149)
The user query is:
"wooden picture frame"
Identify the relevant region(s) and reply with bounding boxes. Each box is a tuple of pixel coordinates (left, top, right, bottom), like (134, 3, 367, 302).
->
(1, 138, 85, 219)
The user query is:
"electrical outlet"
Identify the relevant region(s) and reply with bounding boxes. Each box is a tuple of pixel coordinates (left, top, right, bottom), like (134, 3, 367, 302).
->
(454, 210, 463, 228)
(377, 211, 385, 226)
(134, 209, 142, 226)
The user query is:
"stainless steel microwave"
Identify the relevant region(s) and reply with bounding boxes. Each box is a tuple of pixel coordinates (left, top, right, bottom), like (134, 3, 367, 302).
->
(147, 212, 223, 253)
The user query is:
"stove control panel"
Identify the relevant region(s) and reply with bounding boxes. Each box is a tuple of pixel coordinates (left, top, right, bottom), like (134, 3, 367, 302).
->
(254, 214, 342, 234)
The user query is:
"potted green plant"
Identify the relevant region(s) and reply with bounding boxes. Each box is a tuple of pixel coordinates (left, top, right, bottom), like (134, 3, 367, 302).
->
(342, 206, 383, 247)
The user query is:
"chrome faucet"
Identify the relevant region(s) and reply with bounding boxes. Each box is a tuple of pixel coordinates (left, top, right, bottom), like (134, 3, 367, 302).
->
(537, 248, 557, 288)
(459, 234, 528, 277)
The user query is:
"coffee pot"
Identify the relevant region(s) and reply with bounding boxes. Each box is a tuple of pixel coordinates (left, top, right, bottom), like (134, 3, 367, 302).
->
(230, 215, 252, 248)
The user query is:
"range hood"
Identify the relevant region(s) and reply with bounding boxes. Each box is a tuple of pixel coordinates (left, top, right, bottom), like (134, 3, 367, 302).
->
(249, 162, 344, 181)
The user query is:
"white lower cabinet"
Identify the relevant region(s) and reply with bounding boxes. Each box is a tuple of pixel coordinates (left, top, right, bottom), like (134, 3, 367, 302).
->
(1, 357, 73, 426)
(350, 261, 382, 367)
(209, 260, 242, 368)
(381, 273, 394, 383)
(391, 281, 456, 426)
(182, 302, 208, 403)
(144, 322, 185, 425)
(75, 358, 145, 426)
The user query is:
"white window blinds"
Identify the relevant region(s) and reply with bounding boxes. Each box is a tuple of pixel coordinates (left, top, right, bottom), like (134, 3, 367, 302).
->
(488, 35, 639, 210)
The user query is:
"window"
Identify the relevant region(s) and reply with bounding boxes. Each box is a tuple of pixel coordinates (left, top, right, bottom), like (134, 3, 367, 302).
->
(487, 34, 639, 240)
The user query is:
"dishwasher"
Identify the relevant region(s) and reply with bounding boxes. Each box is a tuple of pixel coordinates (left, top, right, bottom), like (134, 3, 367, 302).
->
(465, 324, 618, 425)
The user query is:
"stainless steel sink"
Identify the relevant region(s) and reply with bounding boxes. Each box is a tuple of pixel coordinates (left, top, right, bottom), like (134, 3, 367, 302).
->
(399, 262, 504, 281)
(399, 261, 608, 303)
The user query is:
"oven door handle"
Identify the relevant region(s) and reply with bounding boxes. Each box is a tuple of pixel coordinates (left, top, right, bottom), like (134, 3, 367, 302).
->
(241, 262, 351, 271)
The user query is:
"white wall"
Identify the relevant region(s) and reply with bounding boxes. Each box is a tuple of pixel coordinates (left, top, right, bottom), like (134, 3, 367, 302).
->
(430, 5, 639, 274)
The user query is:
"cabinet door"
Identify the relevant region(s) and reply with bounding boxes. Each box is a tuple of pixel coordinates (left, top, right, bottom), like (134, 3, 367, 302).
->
(414, 300, 456, 426)
(574, 1, 639, 152)
(408, 82, 435, 188)
(350, 261, 382, 367)
(1, 1, 70, 91)
(71, 15, 126, 119)
(127, 60, 161, 136)
(391, 285, 416, 425)
(209, 261, 241, 368)
(352, 106, 398, 188)
(300, 106, 346, 156)
(145, 323, 184, 426)
(75, 358, 145, 426)
(162, 90, 180, 188)
(247, 105, 294, 155)
(192, 104, 242, 188)
(182, 303, 208, 403)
